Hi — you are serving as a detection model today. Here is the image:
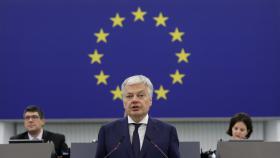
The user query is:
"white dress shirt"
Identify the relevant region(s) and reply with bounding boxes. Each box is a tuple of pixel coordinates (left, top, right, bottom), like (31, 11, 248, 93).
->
(128, 114, 149, 150)
(28, 128, 43, 140)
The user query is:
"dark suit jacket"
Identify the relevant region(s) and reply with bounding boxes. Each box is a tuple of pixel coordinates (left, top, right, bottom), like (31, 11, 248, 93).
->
(10, 130, 68, 156)
(95, 117, 180, 158)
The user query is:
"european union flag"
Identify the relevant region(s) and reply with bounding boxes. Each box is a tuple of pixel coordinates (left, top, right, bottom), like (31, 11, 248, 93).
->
(0, 0, 279, 119)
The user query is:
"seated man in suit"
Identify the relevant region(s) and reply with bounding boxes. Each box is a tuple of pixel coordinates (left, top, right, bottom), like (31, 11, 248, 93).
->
(95, 75, 180, 158)
(10, 105, 69, 158)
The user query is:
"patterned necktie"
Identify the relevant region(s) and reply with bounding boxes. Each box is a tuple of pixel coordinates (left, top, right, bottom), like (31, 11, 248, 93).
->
(132, 123, 142, 157)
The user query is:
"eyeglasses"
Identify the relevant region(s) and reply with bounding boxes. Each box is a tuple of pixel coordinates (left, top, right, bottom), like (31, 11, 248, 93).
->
(24, 115, 40, 120)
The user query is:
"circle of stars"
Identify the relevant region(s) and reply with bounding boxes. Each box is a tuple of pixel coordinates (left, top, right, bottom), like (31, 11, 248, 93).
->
(87, 6, 191, 101)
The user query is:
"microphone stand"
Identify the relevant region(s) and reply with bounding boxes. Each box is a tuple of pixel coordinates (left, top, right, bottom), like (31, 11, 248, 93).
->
(104, 136, 125, 158)
(146, 136, 168, 158)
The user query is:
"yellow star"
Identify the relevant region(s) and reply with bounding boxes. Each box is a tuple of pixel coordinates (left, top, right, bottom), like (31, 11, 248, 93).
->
(88, 49, 104, 64)
(94, 28, 109, 43)
(132, 7, 147, 22)
(110, 86, 122, 100)
(154, 85, 169, 100)
(110, 13, 125, 27)
(169, 27, 184, 42)
(94, 70, 110, 85)
(176, 48, 191, 63)
(170, 70, 185, 84)
(153, 12, 168, 27)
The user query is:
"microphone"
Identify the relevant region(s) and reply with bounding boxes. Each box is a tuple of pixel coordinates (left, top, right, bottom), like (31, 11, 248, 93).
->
(146, 136, 168, 158)
(104, 136, 125, 158)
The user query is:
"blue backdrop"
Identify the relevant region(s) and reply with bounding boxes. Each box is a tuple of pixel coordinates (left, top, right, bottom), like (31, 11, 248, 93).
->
(0, 0, 279, 119)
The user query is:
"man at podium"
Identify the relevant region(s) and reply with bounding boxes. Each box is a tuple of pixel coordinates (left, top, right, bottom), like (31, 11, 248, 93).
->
(95, 75, 180, 158)
(10, 105, 68, 158)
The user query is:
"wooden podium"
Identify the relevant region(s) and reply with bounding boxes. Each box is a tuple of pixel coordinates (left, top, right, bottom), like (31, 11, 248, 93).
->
(0, 143, 55, 158)
(216, 141, 280, 158)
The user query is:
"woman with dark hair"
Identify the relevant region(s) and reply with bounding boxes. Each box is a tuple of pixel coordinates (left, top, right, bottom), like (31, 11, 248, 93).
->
(226, 112, 253, 140)
(201, 113, 254, 158)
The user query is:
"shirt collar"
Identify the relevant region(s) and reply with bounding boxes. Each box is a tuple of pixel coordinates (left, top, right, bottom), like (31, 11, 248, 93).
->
(28, 128, 43, 140)
(128, 114, 149, 125)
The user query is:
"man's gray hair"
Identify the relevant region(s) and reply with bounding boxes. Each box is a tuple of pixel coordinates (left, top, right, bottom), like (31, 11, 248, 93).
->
(121, 75, 153, 98)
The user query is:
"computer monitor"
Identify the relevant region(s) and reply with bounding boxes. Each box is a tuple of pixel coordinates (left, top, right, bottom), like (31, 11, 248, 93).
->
(1, 143, 55, 158)
(216, 140, 280, 158)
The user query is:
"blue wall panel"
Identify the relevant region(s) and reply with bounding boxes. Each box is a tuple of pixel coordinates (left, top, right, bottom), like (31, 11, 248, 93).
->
(0, 0, 279, 119)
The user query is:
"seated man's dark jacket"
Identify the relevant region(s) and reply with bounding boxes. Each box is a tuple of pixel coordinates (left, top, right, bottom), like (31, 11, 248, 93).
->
(10, 130, 68, 156)
(95, 117, 180, 158)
